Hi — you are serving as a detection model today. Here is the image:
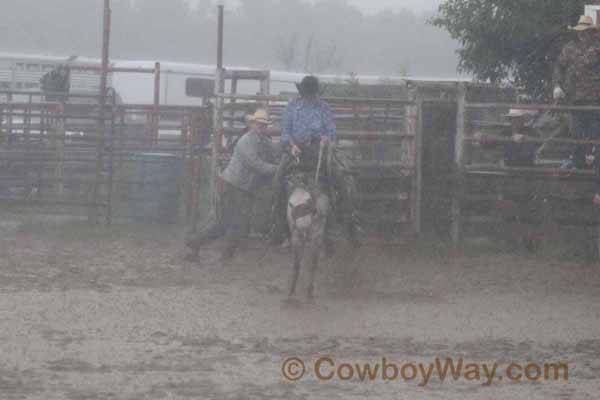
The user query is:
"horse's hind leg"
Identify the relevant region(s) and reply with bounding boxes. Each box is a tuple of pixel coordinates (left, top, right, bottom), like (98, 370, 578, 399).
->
(288, 233, 303, 298)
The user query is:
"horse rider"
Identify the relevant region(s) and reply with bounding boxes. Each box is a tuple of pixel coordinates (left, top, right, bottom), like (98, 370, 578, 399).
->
(185, 109, 280, 261)
(270, 75, 360, 250)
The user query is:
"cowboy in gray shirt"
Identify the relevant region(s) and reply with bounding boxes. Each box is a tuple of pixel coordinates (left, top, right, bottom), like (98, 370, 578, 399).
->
(186, 109, 280, 261)
(221, 112, 279, 191)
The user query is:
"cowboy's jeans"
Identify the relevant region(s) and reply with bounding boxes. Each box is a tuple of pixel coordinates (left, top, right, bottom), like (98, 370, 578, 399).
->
(186, 181, 252, 257)
(270, 152, 295, 243)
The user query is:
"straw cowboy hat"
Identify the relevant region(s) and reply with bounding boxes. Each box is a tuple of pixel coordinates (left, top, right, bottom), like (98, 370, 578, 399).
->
(246, 109, 272, 125)
(569, 15, 599, 31)
(504, 108, 536, 118)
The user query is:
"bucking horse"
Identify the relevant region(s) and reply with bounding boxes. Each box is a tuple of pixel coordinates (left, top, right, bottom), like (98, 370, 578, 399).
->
(285, 143, 331, 302)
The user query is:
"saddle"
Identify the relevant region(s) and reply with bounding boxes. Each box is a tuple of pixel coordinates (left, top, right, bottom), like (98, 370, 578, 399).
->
(284, 139, 332, 185)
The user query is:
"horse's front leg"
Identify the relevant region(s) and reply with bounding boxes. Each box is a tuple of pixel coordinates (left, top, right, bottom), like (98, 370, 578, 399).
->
(306, 242, 319, 302)
(306, 222, 325, 301)
(307, 196, 330, 301)
(288, 231, 303, 298)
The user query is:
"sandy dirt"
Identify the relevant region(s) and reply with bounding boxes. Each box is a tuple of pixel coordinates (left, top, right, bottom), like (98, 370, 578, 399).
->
(0, 214, 599, 399)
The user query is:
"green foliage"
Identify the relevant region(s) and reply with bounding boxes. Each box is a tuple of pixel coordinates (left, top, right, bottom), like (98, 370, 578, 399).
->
(319, 73, 366, 97)
(320, 73, 407, 98)
(431, 0, 588, 97)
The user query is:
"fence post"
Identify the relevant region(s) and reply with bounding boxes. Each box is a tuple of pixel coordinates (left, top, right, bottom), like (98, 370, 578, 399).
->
(188, 110, 203, 227)
(182, 112, 192, 219)
(415, 89, 424, 236)
(90, 0, 111, 224)
(229, 78, 238, 132)
(106, 94, 116, 225)
(405, 87, 421, 235)
(451, 83, 467, 249)
(24, 100, 33, 198)
(7, 93, 12, 144)
(153, 62, 160, 145)
(116, 108, 125, 196)
(211, 72, 225, 212)
(259, 71, 271, 108)
(0, 105, 3, 146)
(211, 5, 225, 213)
(54, 103, 65, 196)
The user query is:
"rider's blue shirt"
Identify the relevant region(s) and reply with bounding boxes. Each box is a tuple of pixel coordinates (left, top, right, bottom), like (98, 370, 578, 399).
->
(281, 97, 336, 146)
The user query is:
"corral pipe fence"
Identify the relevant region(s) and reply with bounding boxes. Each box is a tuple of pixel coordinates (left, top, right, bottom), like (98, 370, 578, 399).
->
(451, 83, 600, 248)
(209, 7, 425, 243)
(0, 89, 211, 224)
(210, 82, 426, 242)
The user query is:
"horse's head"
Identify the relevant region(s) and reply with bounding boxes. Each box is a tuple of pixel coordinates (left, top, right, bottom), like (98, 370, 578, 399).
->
(286, 169, 313, 191)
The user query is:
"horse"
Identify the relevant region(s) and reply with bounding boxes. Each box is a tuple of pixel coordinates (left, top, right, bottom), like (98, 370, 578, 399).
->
(285, 144, 330, 302)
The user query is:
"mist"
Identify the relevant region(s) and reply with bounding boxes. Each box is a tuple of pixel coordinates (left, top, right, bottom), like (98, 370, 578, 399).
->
(0, 0, 460, 77)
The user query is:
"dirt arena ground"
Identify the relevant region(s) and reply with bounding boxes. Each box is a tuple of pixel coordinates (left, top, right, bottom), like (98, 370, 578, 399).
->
(0, 213, 599, 399)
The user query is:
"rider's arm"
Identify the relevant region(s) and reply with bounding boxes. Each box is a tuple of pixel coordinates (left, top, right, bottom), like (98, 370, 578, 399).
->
(281, 101, 295, 148)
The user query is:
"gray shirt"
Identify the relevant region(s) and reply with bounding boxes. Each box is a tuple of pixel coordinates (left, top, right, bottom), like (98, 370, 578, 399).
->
(221, 129, 280, 192)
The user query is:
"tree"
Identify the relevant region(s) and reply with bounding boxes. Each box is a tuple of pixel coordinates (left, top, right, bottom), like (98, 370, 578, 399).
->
(274, 33, 343, 73)
(313, 42, 344, 73)
(275, 34, 299, 71)
(431, 0, 589, 97)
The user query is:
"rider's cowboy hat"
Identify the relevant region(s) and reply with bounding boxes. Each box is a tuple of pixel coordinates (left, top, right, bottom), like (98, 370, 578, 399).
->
(246, 109, 272, 125)
(569, 15, 599, 31)
(295, 75, 320, 97)
(504, 108, 536, 118)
